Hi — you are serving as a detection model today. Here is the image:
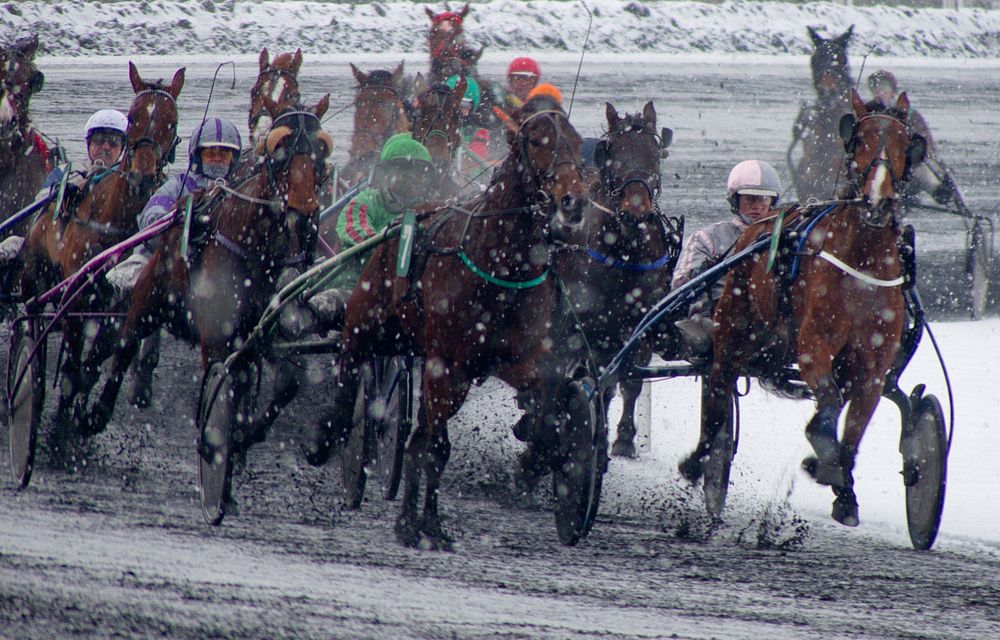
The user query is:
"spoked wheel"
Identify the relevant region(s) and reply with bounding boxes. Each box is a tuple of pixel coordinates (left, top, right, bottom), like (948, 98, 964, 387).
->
(903, 393, 948, 550)
(967, 220, 990, 320)
(197, 362, 237, 526)
(702, 378, 736, 519)
(373, 356, 414, 501)
(341, 362, 374, 509)
(553, 378, 606, 546)
(7, 320, 46, 489)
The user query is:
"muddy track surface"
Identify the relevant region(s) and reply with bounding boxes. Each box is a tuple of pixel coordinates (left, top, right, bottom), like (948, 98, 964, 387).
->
(1, 334, 998, 640)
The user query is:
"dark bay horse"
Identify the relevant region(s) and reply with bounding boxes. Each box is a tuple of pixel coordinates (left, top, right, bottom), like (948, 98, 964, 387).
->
(307, 94, 588, 549)
(82, 96, 332, 436)
(0, 35, 52, 234)
(341, 63, 410, 186)
(682, 89, 923, 527)
(21, 62, 183, 428)
(788, 26, 854, 201)
(426, 3, 469, 81)
(410, 72, 465, 199)
(553, 102, 681, 459)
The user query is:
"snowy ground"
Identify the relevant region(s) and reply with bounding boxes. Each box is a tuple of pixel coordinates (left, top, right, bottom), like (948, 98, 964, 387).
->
(0, 53, 998, 638)
(5, 0, 1000, 59)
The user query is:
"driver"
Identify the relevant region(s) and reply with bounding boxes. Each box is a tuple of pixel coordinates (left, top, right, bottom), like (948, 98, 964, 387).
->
(671, 159, 782, 359)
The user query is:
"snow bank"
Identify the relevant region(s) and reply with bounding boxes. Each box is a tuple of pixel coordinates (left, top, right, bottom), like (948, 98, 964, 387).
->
(2, 1, 999, 59)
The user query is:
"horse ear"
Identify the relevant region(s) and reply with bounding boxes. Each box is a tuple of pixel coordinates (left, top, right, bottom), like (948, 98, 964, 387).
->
(425, 6, 436, 19)
(839, 113, 856, 144)
(460, 2, 470, 18)
(313, 93, 330, 120)
(605, 102, 619, 128)
(19, 35, 38, 58)
(392, 62, 405, 89)
(292, 49, 303, 75)
(350, 63, 367, 86)
(850, 87, 868, 117)
(128, 61, 145, 93)
(642, 101, 656, 129)
(414, 72, 428, 97)
(453, 77, 467, 103)
(473, 45, 485, 63)
(259, 48, 270, 73)
(895, 91, 911, 119)
(838, 25, 855, 44)
(167, 67, 185, 99)
(807, 26, 824, 46)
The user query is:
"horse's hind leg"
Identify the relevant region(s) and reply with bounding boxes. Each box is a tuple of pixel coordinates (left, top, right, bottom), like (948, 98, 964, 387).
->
(305, 352, 361, 466)
(242, 356, 301, 449)
(679, 362, 736, 483)
(612, 380, 642, 458)
(128, 331, 161, 408)
(55, 319, 86, 429)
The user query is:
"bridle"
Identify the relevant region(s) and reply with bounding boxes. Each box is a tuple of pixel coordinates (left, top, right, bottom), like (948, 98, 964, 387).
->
(125, 88, 180, 176)
(249, 66, 300, 135)
(596, 121, 663, 224)
(516, 108, 583, 216)
(412, 85, 461, 163)
(842, 111, 919, 228)
(351, 83, 405, 160)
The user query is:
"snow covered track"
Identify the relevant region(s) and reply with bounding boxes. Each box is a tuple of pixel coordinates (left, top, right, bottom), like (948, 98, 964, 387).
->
(4, 0, 1000, 59)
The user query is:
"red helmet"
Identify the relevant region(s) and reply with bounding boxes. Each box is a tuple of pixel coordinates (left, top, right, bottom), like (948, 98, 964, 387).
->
(507, 57, 541, 80)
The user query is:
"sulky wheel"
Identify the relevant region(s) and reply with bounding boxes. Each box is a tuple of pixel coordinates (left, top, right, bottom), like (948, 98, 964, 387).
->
(701, 378, 736, 519)
(903, 393, 948, 550)
(197, 362, 237, 526)
(553, 378, 606, 546)
(341, 362, 375, 509)
(7, 320, 46, 489)
(374, 356, 414, 501)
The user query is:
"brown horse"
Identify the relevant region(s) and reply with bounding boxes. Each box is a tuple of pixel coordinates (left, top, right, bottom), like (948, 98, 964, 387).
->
(410, 72, 465, 199)
(0, 35, 52, 234)
(306, 94, 588, 549)
(81, 96, 332, 436)
(788, 26, 854, 201)
(341, 63, 409, 186)
(20, 62, 183, 428)
(682, 89, 923, 527)
(426, 3, 469, 81)
(248, 47, 302, 154)
(551, 102, 681, 459)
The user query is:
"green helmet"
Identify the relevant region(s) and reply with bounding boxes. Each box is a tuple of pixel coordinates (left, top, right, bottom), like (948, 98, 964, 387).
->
(445, 74, 481, 110)
(379, 133, 432, 165)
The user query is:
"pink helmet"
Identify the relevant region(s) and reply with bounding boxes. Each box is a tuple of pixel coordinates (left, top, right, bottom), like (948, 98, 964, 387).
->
(726, 160, 782, 209)
(507, 57, 541, 80)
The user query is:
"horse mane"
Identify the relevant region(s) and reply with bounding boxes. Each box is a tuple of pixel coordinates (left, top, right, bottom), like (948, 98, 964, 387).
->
(361, 69, 397, 90)
(864, 99, 909, 124)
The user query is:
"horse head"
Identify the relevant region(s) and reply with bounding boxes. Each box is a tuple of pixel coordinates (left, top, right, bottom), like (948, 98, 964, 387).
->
(347, 62, 409, 178)
(262, 94, 332, 253)
(411, 72, 464, 169)
(250, 47, 302, 153)
(841, 88, 924, 226)
(595, 101, 667, 229)
(503, 94, 586, 235)
(0, 35, 43, 140)
(426, 3, 469, 59)
(124, 62, 184, 196)
(808, 25, 853, 99)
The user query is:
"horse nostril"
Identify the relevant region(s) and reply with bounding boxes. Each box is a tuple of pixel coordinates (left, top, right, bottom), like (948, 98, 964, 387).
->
(560, 195, 582, 222)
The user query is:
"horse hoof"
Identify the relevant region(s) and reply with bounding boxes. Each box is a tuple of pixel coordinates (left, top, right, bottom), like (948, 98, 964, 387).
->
(801, 456, 846, 488)
(394, 515, 422, 548)
(418, 519, 454, 552)
(806, 418, 840, 466)
(832, 494, 859, 527)
(511, 414, 531, 442)
(611, 438, 636, 459)
(129, 385, 152, 409)
(303, 440, 332, 467)
(678, 452, 704, 483)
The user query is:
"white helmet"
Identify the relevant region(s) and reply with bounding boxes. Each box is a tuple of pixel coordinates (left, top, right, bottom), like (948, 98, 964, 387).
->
(84, 109, 128, 141)
(726, 159, 782, 209)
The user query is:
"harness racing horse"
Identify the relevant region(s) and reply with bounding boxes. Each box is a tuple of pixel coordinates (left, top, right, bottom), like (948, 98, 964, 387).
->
(341, 63, 410, 187)
(0, 35, 51, 235)
(306, 94, 588, 549)
(81, 96, 332, 438)
(681, 89, 924, 527)
(788, 26, 854, 201)
(20, 62, 183, 431)
(410, 72, 466, 199)
(552, 102, 681, 459)
(426, 3, 469, 82)
(248, 47, 302, 154)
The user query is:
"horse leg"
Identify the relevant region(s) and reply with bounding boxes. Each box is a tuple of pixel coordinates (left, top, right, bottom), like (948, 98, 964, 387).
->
(305, 352, 362, 466)
(612, 379, 642, 459)
(55, 319, 86, 430)
(395, 363, 466, 550)
(128, 331, 161, 408)
(241, 356, 302, 450)
(679, 361, 736, 483)
(797, 323, 849, 487)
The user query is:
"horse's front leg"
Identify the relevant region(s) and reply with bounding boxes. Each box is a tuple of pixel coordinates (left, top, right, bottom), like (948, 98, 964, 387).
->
(612, 379, 643, 459)
(305, 351, 362, 466)
(55, 318, 86, 430)
(128, 331, 161, 408)
(245, 356, 302, 448)
(396, 361, 466, 550)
